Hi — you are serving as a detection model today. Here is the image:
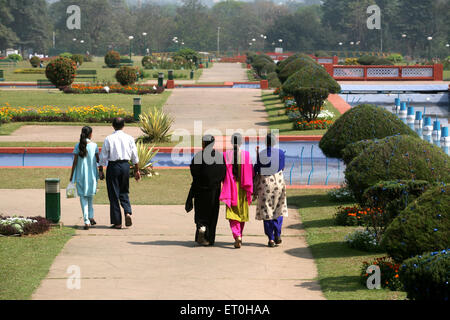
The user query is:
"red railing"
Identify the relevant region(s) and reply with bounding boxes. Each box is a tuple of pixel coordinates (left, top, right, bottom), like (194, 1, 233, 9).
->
(219, 56, 247, 63)
(323, 64, 443, 81)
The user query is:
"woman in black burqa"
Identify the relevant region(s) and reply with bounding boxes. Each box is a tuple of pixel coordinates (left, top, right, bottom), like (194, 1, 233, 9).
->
(187, 135, 226, 246)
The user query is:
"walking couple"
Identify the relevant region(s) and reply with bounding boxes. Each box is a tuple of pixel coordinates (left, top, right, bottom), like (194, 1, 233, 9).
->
(70, 118, 141, 230)
(188, 133, 288, 248)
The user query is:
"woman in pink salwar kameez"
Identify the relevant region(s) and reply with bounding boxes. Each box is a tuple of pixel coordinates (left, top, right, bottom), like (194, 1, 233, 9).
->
(219, 133, 254, 248)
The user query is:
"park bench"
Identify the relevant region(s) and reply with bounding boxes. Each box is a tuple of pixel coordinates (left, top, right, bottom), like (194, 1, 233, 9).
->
(0, 70, 4, 81)
(37, 79, 56, 89)
(76, 70, 97, 82)
(119, 58, 134, 67)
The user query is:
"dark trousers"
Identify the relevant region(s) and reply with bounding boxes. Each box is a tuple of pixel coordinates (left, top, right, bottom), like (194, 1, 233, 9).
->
(106, 161, 132, 225)
(263, 216, 284, 241)
(194, 187, 221, 245)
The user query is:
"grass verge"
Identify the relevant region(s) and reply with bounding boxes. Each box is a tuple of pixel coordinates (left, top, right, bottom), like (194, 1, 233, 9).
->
(288, 189, 407, 300)
(0, 227, 75, 300)
(0, 168, 192, 205)
(261, 90, 342, 136)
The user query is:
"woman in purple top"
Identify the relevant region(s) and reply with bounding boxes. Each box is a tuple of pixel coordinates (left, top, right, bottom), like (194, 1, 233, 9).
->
(253, 133, 288, 247)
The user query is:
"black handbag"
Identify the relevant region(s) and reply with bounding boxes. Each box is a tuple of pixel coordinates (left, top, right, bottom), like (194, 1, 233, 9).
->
(185, 185, 194, 213)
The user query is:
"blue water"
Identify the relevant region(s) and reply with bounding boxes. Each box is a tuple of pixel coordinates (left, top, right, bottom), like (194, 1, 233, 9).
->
(0, 141, 346, 186)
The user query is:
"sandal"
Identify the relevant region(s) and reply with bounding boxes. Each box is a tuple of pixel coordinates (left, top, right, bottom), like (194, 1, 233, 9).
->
(125, 214, 132, 227)
(110, 224, 122, 229)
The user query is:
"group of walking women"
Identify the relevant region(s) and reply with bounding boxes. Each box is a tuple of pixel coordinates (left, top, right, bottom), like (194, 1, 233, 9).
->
(188, 132, 288, 248)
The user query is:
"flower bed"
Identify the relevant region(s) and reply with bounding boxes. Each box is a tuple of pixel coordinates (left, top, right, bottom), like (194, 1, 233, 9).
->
(294, 119, 333, 130)
(278, 92, 335, 131)
(360, 257, 402, 291)
(0, 216, 50, 236)
(63, 84, 165, 95)
(0, 104, 133, 123)
(334, 205, 384, 226)
(345, 229, 384, 252)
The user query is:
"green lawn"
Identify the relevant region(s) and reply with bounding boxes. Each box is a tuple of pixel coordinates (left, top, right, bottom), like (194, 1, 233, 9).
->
(288, 189, 407, 300)
(261, 91, 342, 135)
(1, 56, 205, 82)
(444, 70, 450, 81)
(0, 227, 75, 300)
(0, 168, 192, 205)
(0, 89, 172, 112)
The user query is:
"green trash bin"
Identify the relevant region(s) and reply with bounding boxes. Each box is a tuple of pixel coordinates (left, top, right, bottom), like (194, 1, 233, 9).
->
(45, 178, 61, 223)
(133, 97, 141, 122)
(168, 70, 174, 81)
(190, 70, 194, 80)
(158, 72, 164, 87)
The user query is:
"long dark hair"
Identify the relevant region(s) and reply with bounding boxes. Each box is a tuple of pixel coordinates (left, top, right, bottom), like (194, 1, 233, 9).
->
(78, 126, 92, 158)
(231, 133, 242, 180)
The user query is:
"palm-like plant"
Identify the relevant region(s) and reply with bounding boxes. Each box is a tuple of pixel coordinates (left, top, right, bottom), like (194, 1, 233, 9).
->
(138, 108, 174, 143)
(130, 142, 159, 177)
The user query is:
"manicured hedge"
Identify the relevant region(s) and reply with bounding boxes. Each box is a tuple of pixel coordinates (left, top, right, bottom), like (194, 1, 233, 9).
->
(276, 53, 314, 74)
(345, 135, 450, 201)
(282, 64, 341, 95)
(277, 57, 318, 83)
(341, 139, 377, 165)
(319, 104, 418, 159)
(104, 50, 121, 68)
(115, 66, 137, 86)
(399, 249, 449, 300)
(382, 184, 450, 263)
(362, 180, 431, 225)
(267, 72, 281, 88)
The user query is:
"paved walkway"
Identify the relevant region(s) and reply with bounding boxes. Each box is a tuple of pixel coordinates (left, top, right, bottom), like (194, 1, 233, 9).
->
(1, 189, 324, 300)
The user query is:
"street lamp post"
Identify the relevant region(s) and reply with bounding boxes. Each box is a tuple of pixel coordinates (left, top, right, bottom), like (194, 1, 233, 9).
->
(427, 36, 433, 61)
(260, 34, 267, 52)
(129, 36, 134, 60)
(142, 32, 147, 56)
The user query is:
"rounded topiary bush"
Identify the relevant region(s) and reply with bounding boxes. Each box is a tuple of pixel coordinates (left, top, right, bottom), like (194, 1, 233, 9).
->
(399, 249, 449, 301)
(7, 53, 23, 62)
(142, 56, 152, 67)
(276, 53, 314, 74)
(71, 54, 84, 66)
(278, 57, 317, 83)
(45, 57, 77, 88)
(267, 72, 281, 88)
(345, 135, 450, 201)
(115, 66, 137, 85)
(30, 56, 41, 68)
(282, 63, 341, 94)
(105, 50, 121, 68)
(319, 104, 418, 159)
(341, 139, 378, 165)
(381, 184, 450, 263)
(252, 55, 275, 77)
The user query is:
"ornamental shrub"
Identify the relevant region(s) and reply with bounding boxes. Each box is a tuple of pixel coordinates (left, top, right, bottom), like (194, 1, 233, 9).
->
(7, 53, 22, 62)
(115, 66, 137, 85)
(71, 54, 84, 66)
(277, 57, 318, 84)
(142, 56, 152, 67)
(358, 55, 378, 65)
(282, 64, 341, 94)
(59, 52, 72, 59)
(362, 180, 431, 227)
(252, 55, 275, 77)
(387, 53, 404, 64)
(267, 72, 281, 88)
(345, 58, 359, 65)
(341, 139, 378, 165)
(285, 87, 329, 122)
(30, 56, 41, 68)
(345, 229, 384, 252)
(345, 135, 450, 202)
(319, 104, 417, 159)
(104, 50, 121, 68)
(382, 184, 450, 263)
(276, 53, 314, 74)
(45, 57, 77, 88)
(399, 250, 449, 300)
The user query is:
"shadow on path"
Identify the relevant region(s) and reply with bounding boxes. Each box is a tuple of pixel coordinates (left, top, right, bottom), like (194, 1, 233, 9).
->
(128, 240, 268, 249)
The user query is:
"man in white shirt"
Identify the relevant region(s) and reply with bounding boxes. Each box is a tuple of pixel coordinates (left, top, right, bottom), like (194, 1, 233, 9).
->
(99, 118, 141, 229)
